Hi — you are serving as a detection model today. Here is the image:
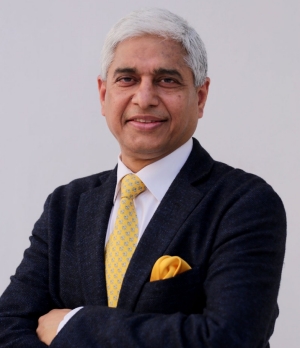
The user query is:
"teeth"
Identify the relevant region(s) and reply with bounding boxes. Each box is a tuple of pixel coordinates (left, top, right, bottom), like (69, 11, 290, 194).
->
(135, 119, 156, 123)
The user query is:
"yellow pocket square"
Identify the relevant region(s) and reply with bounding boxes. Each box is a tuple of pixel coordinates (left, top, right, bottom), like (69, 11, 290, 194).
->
(150, 255, 192, 282)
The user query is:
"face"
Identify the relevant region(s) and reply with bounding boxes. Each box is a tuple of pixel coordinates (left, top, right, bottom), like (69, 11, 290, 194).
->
(98, 35, 210, 171)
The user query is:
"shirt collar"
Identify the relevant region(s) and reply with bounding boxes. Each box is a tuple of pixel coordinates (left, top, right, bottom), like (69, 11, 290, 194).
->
(114, 138, 193, 202)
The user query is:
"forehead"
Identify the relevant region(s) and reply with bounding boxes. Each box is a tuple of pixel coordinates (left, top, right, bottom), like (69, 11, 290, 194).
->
(108, 35, 192, 77)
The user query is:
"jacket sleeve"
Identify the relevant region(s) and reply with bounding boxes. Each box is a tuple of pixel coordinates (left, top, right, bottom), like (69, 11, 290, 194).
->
(0, 196, 52, 348)
(50, 184, 286, 348)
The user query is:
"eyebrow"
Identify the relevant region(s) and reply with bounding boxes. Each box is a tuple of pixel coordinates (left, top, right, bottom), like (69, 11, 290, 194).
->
(113, 67, 183, 80)
(113, 68, 137, 78)
(153, 68, 183, 80)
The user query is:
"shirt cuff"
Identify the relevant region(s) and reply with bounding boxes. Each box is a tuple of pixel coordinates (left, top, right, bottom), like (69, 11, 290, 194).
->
(57, 307, 83, 334)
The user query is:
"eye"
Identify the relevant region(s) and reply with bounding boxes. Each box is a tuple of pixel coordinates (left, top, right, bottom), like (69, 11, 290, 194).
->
(119, 77, 133, 82)
(158, 77, 181, 87)
(116, 76, 136, 86)
(161, 78, 176, 84)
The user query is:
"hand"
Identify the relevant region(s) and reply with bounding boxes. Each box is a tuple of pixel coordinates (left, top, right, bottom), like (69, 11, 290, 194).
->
(36, 308, 71, 345)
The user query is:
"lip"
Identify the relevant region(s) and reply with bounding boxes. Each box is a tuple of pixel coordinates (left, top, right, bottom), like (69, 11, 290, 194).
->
(126, 115, 167, 130)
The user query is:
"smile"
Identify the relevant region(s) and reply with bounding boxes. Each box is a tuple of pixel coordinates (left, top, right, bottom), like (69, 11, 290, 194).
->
(126, 117, 166, 131)
(134, 119, 159, 123)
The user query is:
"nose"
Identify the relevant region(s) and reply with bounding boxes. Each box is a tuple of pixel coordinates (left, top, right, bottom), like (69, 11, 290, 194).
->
(131, 79, 159, 109)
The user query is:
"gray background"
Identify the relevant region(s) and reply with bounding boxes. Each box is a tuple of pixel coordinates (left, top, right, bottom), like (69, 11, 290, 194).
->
(0, 1, 299, 346)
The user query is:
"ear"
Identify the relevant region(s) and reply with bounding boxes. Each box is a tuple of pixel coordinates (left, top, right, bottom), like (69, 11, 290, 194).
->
(97, 77, 107, 116)
(197, 77, 210, 119)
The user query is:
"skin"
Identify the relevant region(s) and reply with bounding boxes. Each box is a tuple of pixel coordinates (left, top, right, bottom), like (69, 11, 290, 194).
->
(36, 309, 71, 345)
(98, 35, 210, 172)
(36, 34, 210, 344)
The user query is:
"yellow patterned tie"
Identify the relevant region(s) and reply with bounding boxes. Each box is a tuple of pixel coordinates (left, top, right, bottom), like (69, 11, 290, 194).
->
(105, 174, 146, 307)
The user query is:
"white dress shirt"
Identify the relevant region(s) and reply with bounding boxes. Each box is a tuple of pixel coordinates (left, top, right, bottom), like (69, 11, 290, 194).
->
(57, 138, 193, 333)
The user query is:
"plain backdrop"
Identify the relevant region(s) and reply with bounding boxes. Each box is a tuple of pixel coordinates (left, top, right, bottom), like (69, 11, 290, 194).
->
(0, 1, 299, 346)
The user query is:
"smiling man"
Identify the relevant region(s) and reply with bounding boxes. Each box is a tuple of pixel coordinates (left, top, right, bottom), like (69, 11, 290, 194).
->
(99, 34, 209, 172)
(0, 8, 286, 348)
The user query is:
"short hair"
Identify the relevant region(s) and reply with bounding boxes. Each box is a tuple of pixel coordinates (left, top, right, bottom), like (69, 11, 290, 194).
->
(100, 8, 208, 87)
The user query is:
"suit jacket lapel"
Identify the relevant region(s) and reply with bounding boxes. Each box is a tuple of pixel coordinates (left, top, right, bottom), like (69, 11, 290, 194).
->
(76, 168, 117, 305)
(118, 139, 214, 310)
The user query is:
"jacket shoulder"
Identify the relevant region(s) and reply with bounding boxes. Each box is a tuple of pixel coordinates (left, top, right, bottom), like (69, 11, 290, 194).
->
(56, 169, 112, 192)
(208, 160, 286, 219)
(45, 169, 115, 210)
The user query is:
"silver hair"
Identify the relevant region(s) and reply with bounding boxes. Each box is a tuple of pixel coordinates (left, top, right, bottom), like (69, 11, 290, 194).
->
(100, 8, 208, 87)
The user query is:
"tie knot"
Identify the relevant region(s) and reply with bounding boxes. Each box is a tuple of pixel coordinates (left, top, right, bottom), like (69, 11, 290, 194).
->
(120, 174, 146, 199)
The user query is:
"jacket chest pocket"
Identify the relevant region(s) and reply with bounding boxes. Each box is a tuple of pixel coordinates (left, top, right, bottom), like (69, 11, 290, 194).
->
(134, 266, 206, 315)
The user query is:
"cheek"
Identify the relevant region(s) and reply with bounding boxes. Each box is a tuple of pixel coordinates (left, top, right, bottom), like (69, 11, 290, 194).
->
(170, 94, 199, 129)
(106, 91, 130, 115)
(169, 95, 189, 120)
(165, 94, 184, 111)
(104, 115, 121, 141)
(102, 103, 125, 138)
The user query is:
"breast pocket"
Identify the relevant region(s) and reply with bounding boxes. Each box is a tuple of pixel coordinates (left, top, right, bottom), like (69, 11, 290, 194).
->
(134, 266, 206, 315)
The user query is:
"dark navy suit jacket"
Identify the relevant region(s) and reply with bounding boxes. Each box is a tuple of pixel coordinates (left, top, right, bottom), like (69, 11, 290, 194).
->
(0, 139, 286, 347)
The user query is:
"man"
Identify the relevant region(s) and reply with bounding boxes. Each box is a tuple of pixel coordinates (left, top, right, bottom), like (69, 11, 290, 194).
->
(0, 8, 286, 348)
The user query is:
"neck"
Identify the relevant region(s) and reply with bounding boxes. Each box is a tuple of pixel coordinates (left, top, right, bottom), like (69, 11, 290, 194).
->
(120, 156, 159, 173)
